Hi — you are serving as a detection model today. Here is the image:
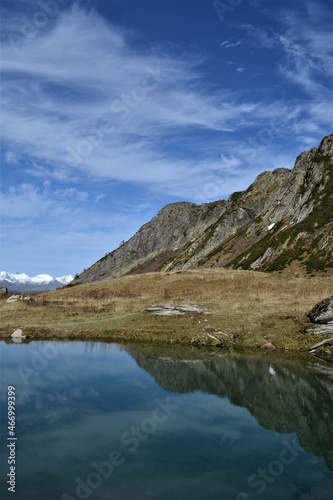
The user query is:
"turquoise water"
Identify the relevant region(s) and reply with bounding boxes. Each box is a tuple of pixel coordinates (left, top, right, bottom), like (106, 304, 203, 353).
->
(0, 341, 332, 500)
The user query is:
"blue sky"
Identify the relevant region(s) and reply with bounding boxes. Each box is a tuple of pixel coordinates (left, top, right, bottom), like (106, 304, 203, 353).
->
(0, 0, 332, 276)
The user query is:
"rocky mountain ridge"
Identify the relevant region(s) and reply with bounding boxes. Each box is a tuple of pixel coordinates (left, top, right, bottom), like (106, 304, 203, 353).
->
(73, 134, 333, 284)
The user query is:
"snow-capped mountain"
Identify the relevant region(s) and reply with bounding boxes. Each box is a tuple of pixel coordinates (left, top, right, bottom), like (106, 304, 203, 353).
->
(0, 271, 73, 292)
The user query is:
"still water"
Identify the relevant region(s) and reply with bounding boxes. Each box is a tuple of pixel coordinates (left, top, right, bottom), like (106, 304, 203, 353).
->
(0, 341, 332, 500)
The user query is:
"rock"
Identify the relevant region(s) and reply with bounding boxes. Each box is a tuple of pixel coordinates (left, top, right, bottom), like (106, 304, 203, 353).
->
(145, 305, 184, 316)
(306, 322, 333, 335)
(0, 286, 8, 294)
(262, 341, 276, 350)
(308, 295, 333, 324)
(6, 295, 31, 303)
(308, 337, 333, 352)
(6, 295, 21, 303)
(152, 309, 185, 316)
(178, 304, 205, 313)
(11, 328, 26, 339)
(145, 304, 210, 316)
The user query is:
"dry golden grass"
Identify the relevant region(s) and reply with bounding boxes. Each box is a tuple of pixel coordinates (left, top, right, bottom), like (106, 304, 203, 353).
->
(1, 268, 332, 352)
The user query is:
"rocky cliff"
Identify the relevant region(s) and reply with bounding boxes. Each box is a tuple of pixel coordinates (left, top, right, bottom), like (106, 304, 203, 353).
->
(73, 134, 333, 284)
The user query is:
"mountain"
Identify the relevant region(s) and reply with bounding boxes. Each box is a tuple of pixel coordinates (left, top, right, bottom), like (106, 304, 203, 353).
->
(0, 272, 73, 292)
(73, 134, 333, 285)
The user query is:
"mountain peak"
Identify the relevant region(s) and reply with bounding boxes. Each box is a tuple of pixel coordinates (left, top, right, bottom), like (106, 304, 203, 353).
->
(0, 272, 73, 292)
(73, 134, 333, 284)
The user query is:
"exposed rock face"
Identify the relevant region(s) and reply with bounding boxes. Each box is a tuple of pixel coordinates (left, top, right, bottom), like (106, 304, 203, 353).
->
(74, 201, 226, 282)
(308, 295, 333, 336)
(73, 134, 333, 284)
(309, 296, 333, 323)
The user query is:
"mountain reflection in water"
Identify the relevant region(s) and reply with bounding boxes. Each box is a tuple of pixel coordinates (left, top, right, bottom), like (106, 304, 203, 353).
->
(126, 345, 333, 471)
(0, 340, 332, 500)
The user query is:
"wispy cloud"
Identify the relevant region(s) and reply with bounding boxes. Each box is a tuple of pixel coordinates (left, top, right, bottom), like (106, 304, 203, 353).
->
(220, 38, 242, 48)
(1, 3, 318, 198)
(0, 180, 154, 274)
(239, 3, 332, 97)
(1, 6, 249, 190)
(1, 1, 332, 275)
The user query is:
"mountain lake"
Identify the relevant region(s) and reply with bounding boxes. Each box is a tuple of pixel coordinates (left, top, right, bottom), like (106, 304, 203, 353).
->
(0, 340, 332, 500)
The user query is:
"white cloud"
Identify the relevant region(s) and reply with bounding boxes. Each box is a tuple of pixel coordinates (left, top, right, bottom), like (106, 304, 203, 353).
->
(2, 4, 322, 200)
(0, 183, 52, 218)
(1, 7, 247, 192)
(220, 38, 242, 48)
(0, 180, 155, 275)
(4, 150, 20, 164)
(54, 187, 89, 202)
(239, 4, 332, 97)
(0, 2, 331, 276)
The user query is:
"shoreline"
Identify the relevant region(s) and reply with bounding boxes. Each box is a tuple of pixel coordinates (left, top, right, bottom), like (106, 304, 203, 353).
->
(1, 268, 332, 360)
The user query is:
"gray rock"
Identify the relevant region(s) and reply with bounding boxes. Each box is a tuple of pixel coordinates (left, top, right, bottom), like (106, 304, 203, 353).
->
(178, 305, 205, 313)
(6, 295, 22, 303)
(308, 337, 333, 351)
(306, 322, 333, 335)
(0, 286, 8, 294)
(11, 328, 26, 339)
(308, 296, 333, 324)
(146, 304, 210, 316)
(153, 309, 185, 316)
(6, 294, 31, 303)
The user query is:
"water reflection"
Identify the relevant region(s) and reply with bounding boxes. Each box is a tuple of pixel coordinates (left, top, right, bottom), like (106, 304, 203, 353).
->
(0, 341, 332, 500)
(126, 345, 333, 471)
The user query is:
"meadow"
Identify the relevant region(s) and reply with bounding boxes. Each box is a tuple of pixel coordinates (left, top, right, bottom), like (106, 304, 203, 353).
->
(1, 268, 332, 354)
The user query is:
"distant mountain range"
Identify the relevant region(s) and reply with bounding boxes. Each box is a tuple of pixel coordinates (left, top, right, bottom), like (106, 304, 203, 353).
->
(0, 272, 73, 292)
(73, 133, 333, 285)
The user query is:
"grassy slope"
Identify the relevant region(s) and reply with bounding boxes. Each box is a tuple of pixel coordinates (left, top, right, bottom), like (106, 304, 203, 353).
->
(1, 269, 332, 354)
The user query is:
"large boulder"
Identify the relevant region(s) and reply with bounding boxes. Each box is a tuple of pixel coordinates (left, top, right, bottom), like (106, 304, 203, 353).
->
(308, 296, 333, 324)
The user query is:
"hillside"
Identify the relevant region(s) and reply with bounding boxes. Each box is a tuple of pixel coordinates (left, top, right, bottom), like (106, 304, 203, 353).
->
(73, 134, 333, 285)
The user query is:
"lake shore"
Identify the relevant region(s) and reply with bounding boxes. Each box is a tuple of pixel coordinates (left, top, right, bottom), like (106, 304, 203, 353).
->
(1, 268, 332, 357)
